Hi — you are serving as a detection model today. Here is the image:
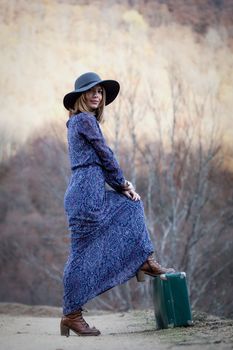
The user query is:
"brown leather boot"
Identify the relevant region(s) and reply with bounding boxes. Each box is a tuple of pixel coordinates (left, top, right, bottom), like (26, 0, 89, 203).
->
(60, 309, 101, 336)
(136, 255, 175, 282)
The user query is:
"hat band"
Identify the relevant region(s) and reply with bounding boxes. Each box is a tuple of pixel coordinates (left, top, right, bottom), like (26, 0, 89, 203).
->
(77, 80, 101, 90)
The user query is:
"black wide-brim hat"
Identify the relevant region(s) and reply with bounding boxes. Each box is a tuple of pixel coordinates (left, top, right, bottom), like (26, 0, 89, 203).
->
(63, 72, 120, 110)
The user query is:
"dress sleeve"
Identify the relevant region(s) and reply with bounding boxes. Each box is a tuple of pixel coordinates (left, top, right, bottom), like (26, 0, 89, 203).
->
(76, 113, 127, 191)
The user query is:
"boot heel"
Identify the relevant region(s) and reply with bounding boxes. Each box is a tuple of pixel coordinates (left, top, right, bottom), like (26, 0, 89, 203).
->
(60, 324, 70, 337)
(136, 270, 145, 282)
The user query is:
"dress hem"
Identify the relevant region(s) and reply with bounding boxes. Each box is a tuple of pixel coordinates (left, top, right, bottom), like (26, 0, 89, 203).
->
(63, 247, 154, 315)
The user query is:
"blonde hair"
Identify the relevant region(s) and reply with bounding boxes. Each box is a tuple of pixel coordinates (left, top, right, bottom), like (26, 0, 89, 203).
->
(69, 87, 106, 123)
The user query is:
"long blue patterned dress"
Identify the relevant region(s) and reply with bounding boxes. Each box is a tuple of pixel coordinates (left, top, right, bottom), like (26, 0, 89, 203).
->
(63, 112, 154, 315)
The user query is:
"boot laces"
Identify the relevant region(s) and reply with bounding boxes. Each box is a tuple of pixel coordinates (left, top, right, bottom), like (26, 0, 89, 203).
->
(148, 256, 162, 268)
(78, 313, 90, 328)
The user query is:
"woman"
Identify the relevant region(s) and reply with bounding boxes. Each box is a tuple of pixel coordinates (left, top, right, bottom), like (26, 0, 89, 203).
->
(61, 72, 174, 337)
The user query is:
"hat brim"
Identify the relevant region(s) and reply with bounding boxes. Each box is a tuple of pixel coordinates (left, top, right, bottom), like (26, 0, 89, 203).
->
(63, 80, 120, 110)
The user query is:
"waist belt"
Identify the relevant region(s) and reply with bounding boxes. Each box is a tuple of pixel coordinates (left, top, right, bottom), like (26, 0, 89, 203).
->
(71, 163, 101, 171)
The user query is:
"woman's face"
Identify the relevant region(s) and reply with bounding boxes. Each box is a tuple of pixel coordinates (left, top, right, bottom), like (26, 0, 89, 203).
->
(85, 85, 103, 111)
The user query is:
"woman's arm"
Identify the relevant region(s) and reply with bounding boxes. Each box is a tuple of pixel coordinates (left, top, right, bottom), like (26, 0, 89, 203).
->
(76, 113, 131, 192)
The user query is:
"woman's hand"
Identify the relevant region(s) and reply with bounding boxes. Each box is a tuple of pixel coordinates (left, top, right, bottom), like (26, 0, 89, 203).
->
(122, 188, 141, 201)
(121, 180, 135, 191)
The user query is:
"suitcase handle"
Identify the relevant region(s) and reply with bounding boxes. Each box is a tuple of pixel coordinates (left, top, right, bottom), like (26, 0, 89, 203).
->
(160, 272, 186, 280)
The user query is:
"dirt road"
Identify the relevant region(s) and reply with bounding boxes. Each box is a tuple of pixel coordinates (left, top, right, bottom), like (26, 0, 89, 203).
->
(0, 303, 232, 350)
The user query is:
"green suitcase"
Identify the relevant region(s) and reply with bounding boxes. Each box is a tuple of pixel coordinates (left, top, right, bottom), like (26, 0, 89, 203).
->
(151, 272, 193, 329)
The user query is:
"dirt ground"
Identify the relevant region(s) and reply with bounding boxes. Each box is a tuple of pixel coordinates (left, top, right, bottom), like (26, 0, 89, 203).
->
(0, 303, 232, 350)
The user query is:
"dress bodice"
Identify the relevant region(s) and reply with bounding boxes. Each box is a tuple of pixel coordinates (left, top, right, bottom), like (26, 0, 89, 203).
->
(66, 112, 126, 191)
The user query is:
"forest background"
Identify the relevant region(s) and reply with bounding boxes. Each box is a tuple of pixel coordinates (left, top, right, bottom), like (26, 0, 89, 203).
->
(0, 0, 233, 318)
